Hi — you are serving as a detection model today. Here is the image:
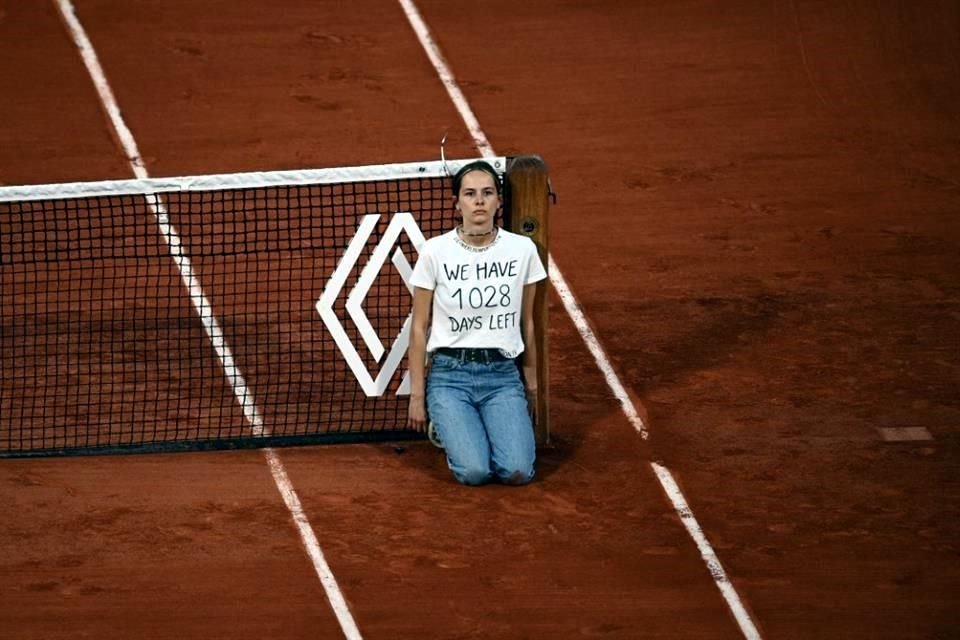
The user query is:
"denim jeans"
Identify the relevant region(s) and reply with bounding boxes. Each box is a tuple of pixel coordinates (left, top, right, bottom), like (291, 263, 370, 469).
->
(426, 353, 536, 486)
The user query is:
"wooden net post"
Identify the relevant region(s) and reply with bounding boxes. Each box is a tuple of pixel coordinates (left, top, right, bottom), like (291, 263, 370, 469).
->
(505, 155, 551, 445)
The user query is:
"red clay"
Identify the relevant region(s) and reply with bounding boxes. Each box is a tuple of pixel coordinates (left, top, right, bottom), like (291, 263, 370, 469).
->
(2, 1, 959, 638)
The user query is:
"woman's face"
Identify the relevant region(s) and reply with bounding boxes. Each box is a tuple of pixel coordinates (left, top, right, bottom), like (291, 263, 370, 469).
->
(456, 170, 500, 228)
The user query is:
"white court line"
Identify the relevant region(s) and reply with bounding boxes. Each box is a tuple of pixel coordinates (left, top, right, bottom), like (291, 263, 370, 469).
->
(548, 255, 650, 439)
(652, 463, 762, 639)
(397, 1, 762, 638)
(52, 2, 362, 638)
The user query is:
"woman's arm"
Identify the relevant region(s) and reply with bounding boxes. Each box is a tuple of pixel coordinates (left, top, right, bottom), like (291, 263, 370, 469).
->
(520, 282, 539, 418)
(407, 286, 433, 429)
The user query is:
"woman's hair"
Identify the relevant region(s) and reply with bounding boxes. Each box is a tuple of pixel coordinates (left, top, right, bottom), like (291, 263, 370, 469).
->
(451, 160, 502, 197)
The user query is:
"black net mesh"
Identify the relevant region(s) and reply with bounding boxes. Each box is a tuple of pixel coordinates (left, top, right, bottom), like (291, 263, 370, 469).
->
(0, 171, 475, 456)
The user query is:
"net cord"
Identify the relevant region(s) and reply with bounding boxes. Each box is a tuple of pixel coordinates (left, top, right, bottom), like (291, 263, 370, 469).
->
(0, 158, 507, 203)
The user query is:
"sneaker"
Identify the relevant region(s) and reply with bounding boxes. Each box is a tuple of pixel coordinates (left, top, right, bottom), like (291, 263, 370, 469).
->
(427, 422, 444, 449)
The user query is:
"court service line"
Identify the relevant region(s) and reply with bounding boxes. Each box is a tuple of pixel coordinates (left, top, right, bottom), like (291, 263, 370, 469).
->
(53, 2, 362, 639)
(397, 2, 762, 639)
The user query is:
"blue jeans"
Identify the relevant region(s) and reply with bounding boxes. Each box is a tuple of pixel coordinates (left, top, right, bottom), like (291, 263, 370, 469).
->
(426, 353, 536, 486)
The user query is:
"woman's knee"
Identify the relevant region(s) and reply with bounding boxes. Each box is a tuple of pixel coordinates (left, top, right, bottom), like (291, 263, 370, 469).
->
(490, 438, 536, 486)
(453, 465, 494, 486)
(496, 462, 535, 486)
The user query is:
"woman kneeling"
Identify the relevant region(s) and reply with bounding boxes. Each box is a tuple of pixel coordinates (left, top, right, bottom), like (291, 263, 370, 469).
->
(407, 161, 546, 486)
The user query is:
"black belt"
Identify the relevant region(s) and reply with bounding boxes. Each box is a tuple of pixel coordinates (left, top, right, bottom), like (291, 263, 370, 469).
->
(434, 348, 510, 363)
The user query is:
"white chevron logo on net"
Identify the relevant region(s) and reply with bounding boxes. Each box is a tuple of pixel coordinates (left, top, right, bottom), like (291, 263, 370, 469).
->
(316, 212, 426, 397)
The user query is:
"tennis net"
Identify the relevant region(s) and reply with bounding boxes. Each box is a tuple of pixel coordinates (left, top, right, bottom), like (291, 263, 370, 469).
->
(0, 156, 546, 457)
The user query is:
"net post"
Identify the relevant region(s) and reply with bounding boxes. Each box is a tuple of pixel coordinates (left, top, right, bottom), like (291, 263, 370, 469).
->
(505, 155, 551, 446)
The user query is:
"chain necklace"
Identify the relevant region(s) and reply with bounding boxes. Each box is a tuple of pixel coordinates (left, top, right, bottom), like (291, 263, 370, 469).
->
(458, 224, 497, 237)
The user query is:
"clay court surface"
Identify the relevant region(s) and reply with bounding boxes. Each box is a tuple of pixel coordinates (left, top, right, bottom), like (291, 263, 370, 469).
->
(2, 1, 959, 638)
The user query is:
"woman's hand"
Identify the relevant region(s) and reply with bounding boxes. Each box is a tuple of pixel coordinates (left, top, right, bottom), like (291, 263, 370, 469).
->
(525, 386, 538, 424)
(407, 286, 432, 432)
(408, 393, 427, 430)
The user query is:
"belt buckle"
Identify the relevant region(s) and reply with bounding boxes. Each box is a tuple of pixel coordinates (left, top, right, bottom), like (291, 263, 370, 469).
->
(448, 348, 498, 363)
(462, 349, 484, 364)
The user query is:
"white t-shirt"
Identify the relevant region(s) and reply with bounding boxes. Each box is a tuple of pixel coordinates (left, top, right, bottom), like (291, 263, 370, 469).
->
(410, 228, 547, 357)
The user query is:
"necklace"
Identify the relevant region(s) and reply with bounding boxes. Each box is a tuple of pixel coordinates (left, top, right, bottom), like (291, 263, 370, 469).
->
(458, 224, 497, 237)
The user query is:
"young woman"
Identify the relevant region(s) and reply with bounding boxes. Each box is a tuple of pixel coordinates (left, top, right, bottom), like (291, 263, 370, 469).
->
(407, 160, 547, 486)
